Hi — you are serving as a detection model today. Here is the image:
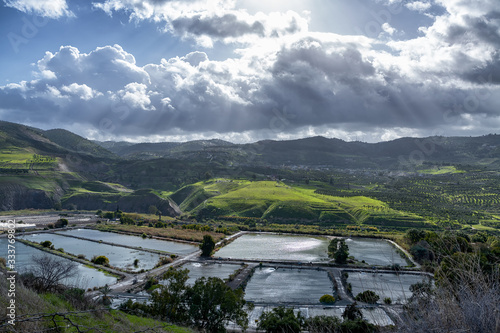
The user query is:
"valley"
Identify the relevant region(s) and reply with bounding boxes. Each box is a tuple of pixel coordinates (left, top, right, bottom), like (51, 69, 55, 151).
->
(0, 121, 498, 332)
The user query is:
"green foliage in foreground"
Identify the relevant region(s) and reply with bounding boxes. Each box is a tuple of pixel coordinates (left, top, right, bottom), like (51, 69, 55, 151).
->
(258, 305, 377, 333)
(0, 265, 191, 333)
(122, 268, 252, 333)
(355, 290, 380, 304)
(258, 307, 304, 333)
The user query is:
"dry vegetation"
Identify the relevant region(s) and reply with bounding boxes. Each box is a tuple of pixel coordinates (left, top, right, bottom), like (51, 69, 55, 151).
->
(94, 224, 226, 243)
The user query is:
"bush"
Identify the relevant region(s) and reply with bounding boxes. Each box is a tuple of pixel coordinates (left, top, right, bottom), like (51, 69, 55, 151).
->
(355, 290, 380, 304)
(384, 297, 392, 304)
(258, 306, 303, 333)
(40, 241, 52, 248)
(340, 318, 377, 333)
(155, 256, 173, 268)
(91, 255, 110, 265)
(319, 294, 335, 304)
(305, 315, 341, 333)
(77, 254, 86, 259)
(54, 218, 68, 228)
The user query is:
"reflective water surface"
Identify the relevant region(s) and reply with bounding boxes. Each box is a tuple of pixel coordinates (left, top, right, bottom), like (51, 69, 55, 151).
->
(215, 233, 329, 262)
(347, 271, 428, 304)
(0, 238, 116, 289)
(57, 228, 199, 254)
(244, 267, 334, 304)
(172, 262, 240, 285)
(346, 238, 408, 266)
(21, 233, 162, 271)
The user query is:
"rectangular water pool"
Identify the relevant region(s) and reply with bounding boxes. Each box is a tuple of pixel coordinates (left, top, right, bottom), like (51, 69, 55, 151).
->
(216, 233, 329, 262)
(0, 237, 116, 289)
(21, 233, 162, 272)
(244, 267, 334, 304)
(57, 228, 199, 254)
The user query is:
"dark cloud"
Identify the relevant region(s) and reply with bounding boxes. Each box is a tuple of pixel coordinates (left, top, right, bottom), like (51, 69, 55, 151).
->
(172, 14, 265, 39)
(2, 0, 500, 142)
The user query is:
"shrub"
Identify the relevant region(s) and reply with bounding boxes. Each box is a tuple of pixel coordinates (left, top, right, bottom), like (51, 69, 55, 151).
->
(40, 241, 52, 248)
(154, 256, 173, 268)
(54, 218, 68, 228)
(384, 297, 392, 304)
(91, 255, 110, 265)
(305, 315, 341, 333)
(319, 294, 335, 304)
(355, 290, 380, 304)
(144, 277, 159, 290)
(77, 254, 86, 259)
(258, 306, 303, 333)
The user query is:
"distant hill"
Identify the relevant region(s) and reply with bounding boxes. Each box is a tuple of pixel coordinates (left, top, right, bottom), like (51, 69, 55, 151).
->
(44, 129, 115, 158)
(95, 134, 500, 169)
(98, 139, 235, 159)
(0, 120, 67, 155)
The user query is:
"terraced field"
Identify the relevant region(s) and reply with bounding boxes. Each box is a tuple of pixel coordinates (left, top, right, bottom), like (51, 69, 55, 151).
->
(172, 179, 432, 229)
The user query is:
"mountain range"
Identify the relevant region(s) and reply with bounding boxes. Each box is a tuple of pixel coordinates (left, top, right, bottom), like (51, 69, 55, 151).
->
(1, 120, 499, 213)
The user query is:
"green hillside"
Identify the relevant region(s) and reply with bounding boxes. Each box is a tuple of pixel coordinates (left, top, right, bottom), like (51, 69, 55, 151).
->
(171, 179, 431, 229)
(44, 129, 115, 158)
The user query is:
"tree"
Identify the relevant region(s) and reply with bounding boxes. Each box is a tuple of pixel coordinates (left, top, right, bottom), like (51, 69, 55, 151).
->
(150, 268, 190, 323)
(355, 290, 380, 304)
(405, 228, 426, 245)
(148, 205, 158, 215)
(328, 239, 349, 264)
(305, 315, 341, 333)
(91, 255, 109, 265)
(187, 277, 251, 332)
(149, 269, 251, 332)
(258, 306, 304, 333)
(100, 284, 112, 305)
(342, 302, 362, 321)
(200, 234, 216, 257)
(23, 255, 77, 292)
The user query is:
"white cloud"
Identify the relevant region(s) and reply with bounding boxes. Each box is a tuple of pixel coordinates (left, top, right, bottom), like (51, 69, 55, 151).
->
(61, 83, 100, 100)
(405, 1, 432, 12)
(3, 0, 74, 18)
(92, 0, 308, 47)
(2, 0, 500, 143)
(381, 22, 396, 35)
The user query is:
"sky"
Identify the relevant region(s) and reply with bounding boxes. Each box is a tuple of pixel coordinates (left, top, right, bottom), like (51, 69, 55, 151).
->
(0, 0, 499, 143)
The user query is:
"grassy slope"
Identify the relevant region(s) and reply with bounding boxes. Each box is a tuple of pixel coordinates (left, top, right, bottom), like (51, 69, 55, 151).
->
(174, 179, 430, 228)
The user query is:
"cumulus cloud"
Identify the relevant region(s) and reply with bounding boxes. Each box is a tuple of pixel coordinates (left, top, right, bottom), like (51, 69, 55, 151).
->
(381, 22, 396, 35)
(3, 0, 74, 18)
(1, 0, 500, 143)
(405, 1, 432, 12)
(92, 0, 308, 47)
